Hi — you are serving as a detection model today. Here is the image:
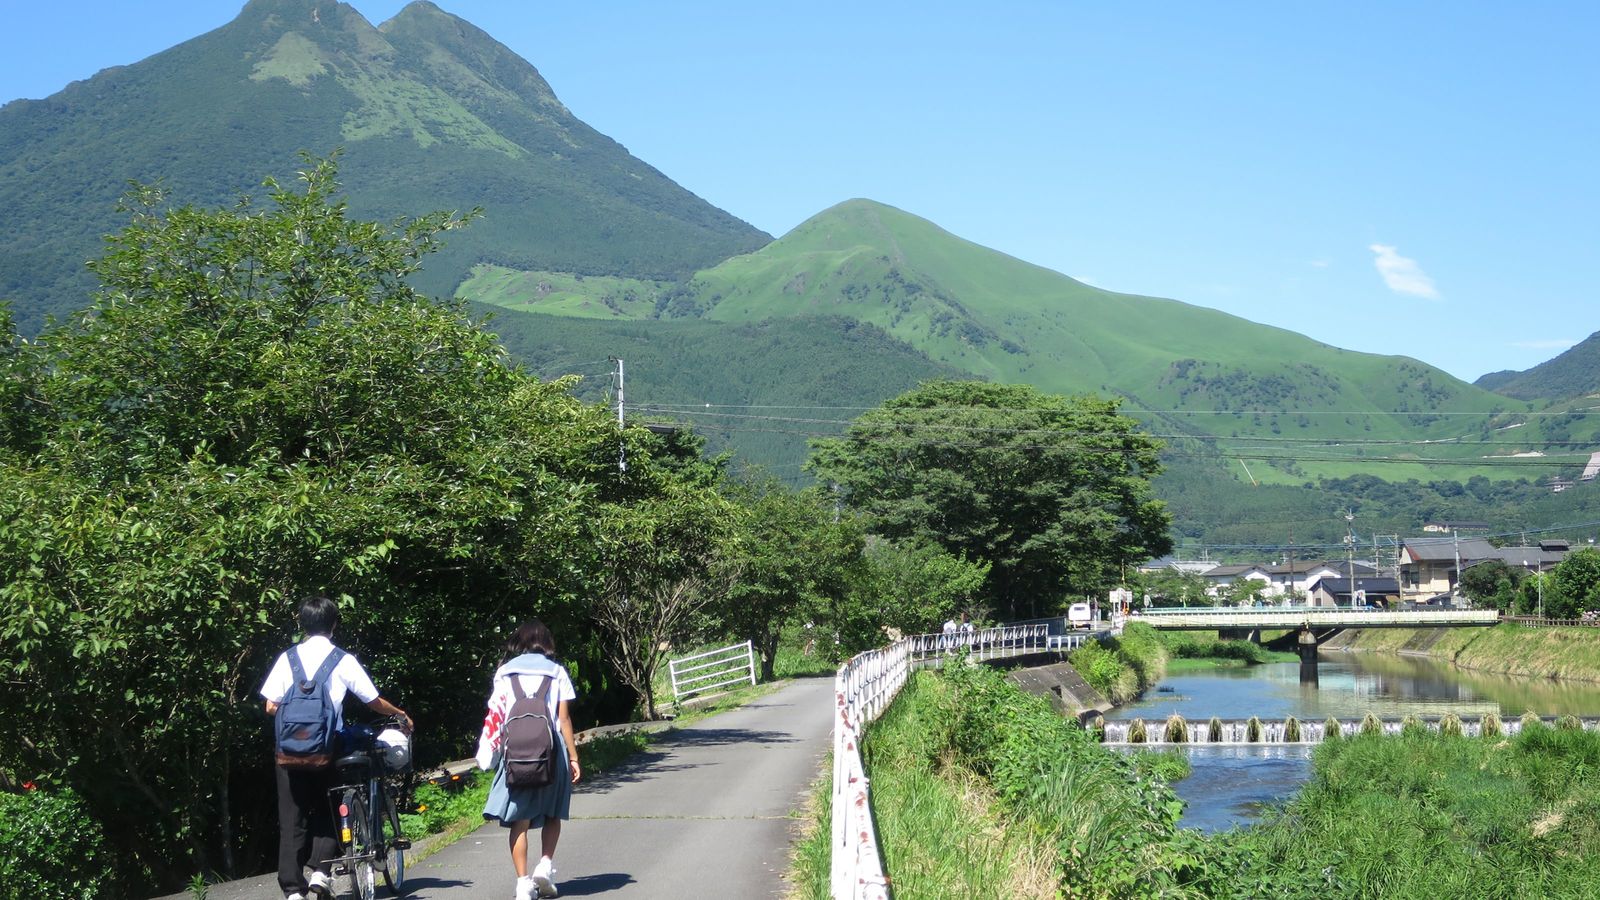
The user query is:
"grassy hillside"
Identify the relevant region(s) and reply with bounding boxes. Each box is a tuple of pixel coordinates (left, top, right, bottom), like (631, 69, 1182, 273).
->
(479, 306, 971, 478)
(464, 200, 1598, 488)
(0, 0, 768, 332)
(1476, 330, 1600, 402)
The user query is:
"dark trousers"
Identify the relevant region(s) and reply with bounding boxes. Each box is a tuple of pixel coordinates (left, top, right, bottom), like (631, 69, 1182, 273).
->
(276, 764, 337, 894)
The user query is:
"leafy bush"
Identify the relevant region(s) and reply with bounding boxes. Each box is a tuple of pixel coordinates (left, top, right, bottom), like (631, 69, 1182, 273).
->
(0, 787, 119, 899)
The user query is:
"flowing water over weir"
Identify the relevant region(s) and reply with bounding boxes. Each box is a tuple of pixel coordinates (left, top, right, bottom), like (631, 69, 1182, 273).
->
(1104, 653, 1600, 831)
(1100, 714, 1600, 744)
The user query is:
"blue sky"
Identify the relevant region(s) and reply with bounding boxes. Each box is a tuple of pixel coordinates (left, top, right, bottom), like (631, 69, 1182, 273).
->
(2, 1, 1595, 382)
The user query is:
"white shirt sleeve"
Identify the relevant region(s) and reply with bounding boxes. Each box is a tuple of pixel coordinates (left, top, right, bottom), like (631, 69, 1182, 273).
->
(259, 652, 291, 703)
(554, 667, 576, 705)
(337, 654, 381, 705)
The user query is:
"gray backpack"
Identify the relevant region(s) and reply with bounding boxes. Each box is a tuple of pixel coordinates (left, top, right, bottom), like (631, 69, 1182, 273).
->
(503, 674, 556, 788)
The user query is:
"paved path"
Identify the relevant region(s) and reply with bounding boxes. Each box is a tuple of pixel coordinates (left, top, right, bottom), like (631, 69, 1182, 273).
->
(167, 677, 835, 900)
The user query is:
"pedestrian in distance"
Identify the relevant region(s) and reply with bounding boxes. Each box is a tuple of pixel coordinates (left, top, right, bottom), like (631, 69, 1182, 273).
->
(477, 620, 582, 900)
(260, 595, 413, 900)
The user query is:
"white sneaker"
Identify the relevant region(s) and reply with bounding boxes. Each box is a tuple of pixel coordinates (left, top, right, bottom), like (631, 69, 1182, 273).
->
(514, 874, 536, 900)
(286, 894, 306, 900)
(306, 871, 334, 899)
(532, 856, 559, 898)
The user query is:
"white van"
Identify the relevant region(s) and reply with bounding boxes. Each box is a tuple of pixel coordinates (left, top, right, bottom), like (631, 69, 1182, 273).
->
(1067, 602, 1093, 629)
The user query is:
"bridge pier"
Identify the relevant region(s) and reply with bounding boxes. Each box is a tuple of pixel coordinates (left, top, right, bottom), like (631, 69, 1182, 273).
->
(1297, 627, 1319, 685)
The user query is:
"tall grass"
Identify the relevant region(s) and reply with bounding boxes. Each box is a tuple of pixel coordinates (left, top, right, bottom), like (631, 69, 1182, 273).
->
(1068, 621, 1168, 704)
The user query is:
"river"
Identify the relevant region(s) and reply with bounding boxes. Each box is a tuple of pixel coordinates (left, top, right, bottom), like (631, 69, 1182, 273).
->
(1107, 649, 1600, 832)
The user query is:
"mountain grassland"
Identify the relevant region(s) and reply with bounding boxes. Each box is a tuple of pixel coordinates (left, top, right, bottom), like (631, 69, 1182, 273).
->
(466, 200, 1600, 491)
(0, 0, 768, 333)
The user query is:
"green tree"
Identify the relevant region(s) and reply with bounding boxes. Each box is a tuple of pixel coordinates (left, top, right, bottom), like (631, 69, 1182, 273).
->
(808, 380, 1171, 619)
(1458, 559, 1528, 613)
(1547, 548, 1600, 619)
(0, 158, 723, 892)
(836, 538, 990, 653)
(715, 481, 864, 678)
(1222, 578, 1269, 607)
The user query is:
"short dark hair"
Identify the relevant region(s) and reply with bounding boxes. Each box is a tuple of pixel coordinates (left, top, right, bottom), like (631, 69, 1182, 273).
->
(298, 595, 339, 637)
(505, 620, 557, 660)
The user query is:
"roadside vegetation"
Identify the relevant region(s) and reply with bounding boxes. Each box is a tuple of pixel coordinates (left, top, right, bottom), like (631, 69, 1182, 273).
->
(818, 660, 1600, 900)
(1066, 622, 1170, 704)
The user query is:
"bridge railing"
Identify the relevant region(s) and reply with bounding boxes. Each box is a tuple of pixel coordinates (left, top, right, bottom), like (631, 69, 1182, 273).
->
(1504, 615, 1600, 628)
(832, 623, 1051, 899)
(1131, 607, 1500, 628)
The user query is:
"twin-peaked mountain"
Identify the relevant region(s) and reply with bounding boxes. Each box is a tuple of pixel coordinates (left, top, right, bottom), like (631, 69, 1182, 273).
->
(0, 0, 767, 333)
(4, 0, 1598, 528)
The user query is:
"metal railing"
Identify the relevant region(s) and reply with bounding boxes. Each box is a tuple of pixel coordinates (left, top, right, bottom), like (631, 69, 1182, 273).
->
(1504, 615, 1600, 628)
(831, 624, 1052, 899)
(669, 640, 757, 701)
(1131, 608, 1500, 629)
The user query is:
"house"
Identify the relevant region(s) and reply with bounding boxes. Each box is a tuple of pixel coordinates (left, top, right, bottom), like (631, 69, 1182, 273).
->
(1307, 575, 1401, 608)
(1422, 520, 1489, 534)
(1398, 537, 1498, 599)
(1200, 564, 1272, 596)
(1266, 559, 1376, 597)
(1493, 540, 1570, 573)
(1140, 555, 1219, 576)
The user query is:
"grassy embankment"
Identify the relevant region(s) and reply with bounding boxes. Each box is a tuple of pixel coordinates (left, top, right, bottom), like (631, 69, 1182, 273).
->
(1332, 622, 1600, 683)
(792, 654, 1600, 899)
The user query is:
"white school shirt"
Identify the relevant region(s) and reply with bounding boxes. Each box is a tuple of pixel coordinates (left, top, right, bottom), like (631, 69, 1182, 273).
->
(259, 635, 380, 707)
(475, 653, 577, 770)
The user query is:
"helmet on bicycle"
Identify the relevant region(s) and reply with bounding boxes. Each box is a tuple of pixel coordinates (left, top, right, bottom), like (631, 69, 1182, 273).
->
(376, 728, 410, 772)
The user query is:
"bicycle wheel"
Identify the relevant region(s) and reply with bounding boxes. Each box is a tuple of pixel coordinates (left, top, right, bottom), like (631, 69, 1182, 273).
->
(347, 790, 379, 900)
(378, 788, 407, 895)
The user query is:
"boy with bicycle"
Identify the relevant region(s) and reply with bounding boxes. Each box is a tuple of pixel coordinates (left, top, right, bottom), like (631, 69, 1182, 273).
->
(261, 595, 414, 900)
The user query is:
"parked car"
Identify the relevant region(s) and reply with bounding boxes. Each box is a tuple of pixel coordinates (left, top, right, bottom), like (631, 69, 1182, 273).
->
(1068, 602, 1093, 629)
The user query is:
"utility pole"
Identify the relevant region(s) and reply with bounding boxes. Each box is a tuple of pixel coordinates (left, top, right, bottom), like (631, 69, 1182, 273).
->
(1452, 529, 1462, 607)
(610, 357, 627, 474)
(1345, 511, 1357, 609)
(1286, 525, 1296, 606)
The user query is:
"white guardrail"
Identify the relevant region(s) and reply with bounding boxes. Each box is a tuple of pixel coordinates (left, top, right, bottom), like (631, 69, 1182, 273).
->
(831, 624, 1050, 899)
(669, 640, 757, 701)
(1131, 607, 1500, 629)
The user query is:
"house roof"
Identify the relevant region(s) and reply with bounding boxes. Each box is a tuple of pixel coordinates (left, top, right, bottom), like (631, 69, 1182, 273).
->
(1402, 538, 1498, 562)
(1493, 546, 1569, 568)
(1202, 564, 1269, 579)
(1308, 576, 1400, 595)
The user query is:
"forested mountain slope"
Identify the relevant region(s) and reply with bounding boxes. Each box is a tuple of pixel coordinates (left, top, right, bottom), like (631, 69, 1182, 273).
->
(0, 0, 768, 332)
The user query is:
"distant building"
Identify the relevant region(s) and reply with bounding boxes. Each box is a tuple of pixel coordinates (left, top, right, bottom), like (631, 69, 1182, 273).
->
(1265, 559, 1376, 597)
(1307, 575, 1401, 608)
(1422, 521, 1489, 534)
(1139, 555, 1218, 576)
(1492, 541, 1570, 574)
(1398, 537, 1498, 599)
(1582, 451, 1600, 482)
(1200, 564, 1272, 594)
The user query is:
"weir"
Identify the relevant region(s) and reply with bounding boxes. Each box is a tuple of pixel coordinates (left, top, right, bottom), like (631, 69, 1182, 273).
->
(1099, 714, 1600, 745)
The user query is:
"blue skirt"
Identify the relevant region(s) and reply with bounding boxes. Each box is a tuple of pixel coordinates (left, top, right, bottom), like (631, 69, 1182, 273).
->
(482, 741, 572, 827)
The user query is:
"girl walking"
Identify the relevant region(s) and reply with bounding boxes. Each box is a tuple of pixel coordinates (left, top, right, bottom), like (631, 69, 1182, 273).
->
(477, 620, 582, 899)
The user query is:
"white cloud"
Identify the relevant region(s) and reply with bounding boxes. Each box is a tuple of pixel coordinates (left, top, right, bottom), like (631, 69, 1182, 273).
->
(1511, 339, 1578, 350)
(1368, 243, 1439, 299)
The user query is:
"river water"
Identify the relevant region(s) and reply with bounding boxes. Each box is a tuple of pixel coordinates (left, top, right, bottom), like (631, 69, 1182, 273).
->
(1107, 649, 1600, 832)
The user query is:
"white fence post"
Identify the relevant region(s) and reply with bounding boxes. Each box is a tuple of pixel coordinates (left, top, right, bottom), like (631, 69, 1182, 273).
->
(830, 623, 1051, 898)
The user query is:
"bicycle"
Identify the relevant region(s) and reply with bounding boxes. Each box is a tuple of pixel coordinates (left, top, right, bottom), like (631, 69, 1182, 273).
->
(327, 720, 412, 899)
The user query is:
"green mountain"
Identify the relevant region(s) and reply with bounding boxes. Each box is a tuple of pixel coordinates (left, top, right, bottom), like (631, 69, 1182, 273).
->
(0, 0, 768, 333)
(1476, 330, 1600, 401)
(481, 307, 970, 481)
(467, 199, 1582, 487)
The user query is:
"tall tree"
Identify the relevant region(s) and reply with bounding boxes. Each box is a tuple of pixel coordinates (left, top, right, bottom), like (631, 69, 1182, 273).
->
(808, 380, 1171, 619)
(0, 158, 724, 891)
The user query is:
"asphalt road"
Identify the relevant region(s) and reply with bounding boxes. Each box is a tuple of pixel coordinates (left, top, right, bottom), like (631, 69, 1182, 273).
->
(168, 677, 835, 900)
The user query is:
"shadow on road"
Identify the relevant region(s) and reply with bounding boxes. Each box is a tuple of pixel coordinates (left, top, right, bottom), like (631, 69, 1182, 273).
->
(397, 875, 471, 891)
(553, 872, 636, 895)
(658, 727, 799, 747)
(575, 727, 799, 795)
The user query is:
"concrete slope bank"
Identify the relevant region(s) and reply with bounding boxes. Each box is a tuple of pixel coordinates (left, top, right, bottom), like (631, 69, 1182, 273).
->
(1324, 624, 1600, 683)
(159, 677, 835, 900)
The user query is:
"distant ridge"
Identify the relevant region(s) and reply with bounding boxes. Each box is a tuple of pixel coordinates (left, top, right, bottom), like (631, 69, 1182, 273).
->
(0, 0, 769, 332)
(1475, 330, 1600, 401)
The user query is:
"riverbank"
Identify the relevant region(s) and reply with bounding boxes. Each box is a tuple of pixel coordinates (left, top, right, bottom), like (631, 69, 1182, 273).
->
(1325, 622, 1600, 683)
